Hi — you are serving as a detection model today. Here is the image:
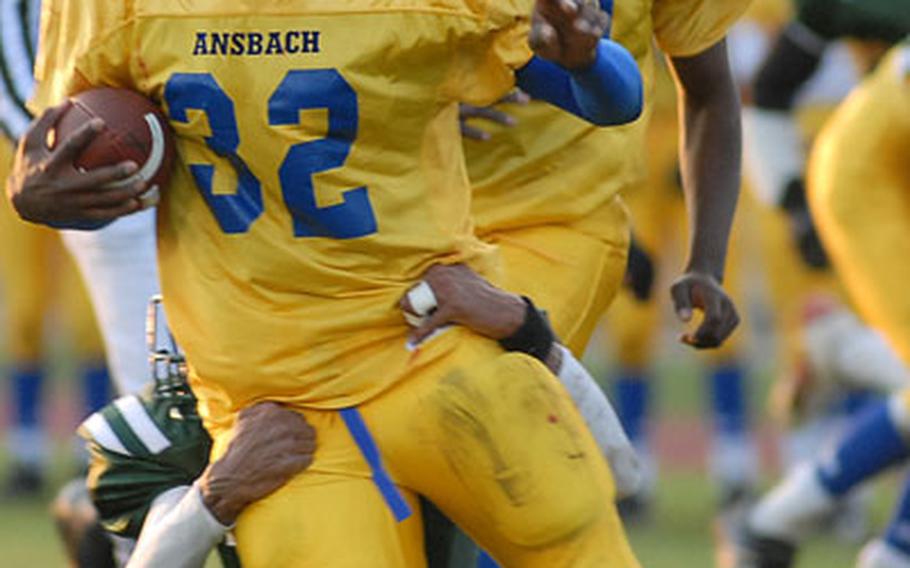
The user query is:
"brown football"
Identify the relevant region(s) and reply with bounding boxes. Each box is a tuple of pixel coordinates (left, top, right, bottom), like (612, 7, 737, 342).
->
(54, 88, 176, 201)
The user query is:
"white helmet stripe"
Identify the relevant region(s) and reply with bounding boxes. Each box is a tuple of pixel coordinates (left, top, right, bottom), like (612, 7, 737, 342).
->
(114, 395, 172, 455)
(81, 412, 133, 456)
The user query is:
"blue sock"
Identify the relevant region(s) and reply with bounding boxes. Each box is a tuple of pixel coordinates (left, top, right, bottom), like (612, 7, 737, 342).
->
(477, 550, 499, 568)
(708, 363, 748, 438)
(82, 363, 111, 417)
(615, 370, 649, 446)
(816, 401, 910, 496)
(12, 365, 43, 428)
(884, 473, 910, 557)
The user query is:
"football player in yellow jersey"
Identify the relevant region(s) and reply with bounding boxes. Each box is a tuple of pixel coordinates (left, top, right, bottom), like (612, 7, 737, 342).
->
(463, 0, 750, 358)
(735, 41, 910, 568)
(9, 1, 648, 566)
(0, 135, 111, 496)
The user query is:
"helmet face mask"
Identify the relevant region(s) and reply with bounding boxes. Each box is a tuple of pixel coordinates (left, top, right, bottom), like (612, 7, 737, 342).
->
(146, 295, 199, 419)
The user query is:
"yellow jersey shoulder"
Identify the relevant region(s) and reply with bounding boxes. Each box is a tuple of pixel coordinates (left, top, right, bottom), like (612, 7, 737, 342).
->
(135, 0, 530, 26)
(652, 0, 752, 57)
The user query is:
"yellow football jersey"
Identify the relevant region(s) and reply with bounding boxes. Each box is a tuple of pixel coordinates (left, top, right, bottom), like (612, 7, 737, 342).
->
(809, 42, 910, 364)
(466, 0, 751, 235)
(33, 0, 537, 420)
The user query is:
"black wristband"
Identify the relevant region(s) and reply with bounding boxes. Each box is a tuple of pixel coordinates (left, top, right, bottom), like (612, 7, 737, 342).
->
(497, 297, 555, 363)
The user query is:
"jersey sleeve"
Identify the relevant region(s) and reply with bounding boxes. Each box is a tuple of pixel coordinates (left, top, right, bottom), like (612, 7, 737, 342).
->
(30, 0, 133, 113)
(651, 0, 751, 58)
(450, 0, 535, 105)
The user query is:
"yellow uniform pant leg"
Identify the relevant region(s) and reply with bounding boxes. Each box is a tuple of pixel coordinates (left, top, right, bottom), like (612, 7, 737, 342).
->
(808, 67, 910, 366)
(1, 136, 104, 363)
(603, 289, 660, 369)
(220, 331, 637, 568)
(0, 171, 53, 362)
(487, 196, 630, 356)
(373, 333, 639, 568)
(0, 205, 105, 362)
(226, 407, 426, 568)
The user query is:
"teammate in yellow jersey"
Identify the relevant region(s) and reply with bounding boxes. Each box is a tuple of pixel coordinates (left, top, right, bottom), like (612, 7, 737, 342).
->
(9, 1, 646, 566)
(809, 44, 910, 367)
(463, 0, 750, 359)
(0, 136, 110, 496)
(735, 41, 910, 568)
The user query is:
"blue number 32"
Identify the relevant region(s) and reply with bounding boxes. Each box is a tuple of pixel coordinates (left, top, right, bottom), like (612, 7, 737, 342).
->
(164, 70, 377, 239)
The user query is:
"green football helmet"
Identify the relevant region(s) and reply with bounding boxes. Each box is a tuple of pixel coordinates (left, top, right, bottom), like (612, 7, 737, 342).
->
(80, 296, 212, 538)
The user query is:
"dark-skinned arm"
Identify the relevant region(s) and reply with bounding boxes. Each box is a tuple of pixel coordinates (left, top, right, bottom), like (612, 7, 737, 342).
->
(666, 39, 741, 349)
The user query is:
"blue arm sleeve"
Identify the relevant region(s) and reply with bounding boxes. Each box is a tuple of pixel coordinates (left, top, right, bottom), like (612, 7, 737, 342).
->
(515, 39, 643, 126)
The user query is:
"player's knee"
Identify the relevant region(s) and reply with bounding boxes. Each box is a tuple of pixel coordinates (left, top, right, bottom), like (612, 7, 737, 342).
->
(433, 352, 608, 547)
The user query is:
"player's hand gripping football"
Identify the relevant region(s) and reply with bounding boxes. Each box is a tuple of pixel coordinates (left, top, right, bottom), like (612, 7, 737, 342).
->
(531, 0, 610, 70)
(5, 102, 149, 227)
(670, 270, 740, 349)
(199, 402, 316, 525)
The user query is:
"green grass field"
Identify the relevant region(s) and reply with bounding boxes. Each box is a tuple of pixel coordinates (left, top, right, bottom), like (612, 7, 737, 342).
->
(0, 351, 900, 567)
(0, 463, 896, 567)
(0, 446, 900, 567)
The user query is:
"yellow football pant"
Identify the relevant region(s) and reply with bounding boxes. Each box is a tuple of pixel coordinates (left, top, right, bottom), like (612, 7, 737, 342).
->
(807, 59, 910, 367)
(0, 137, 104, 362)
(215, 331, 638, 568)
(481, 194, 630, 357)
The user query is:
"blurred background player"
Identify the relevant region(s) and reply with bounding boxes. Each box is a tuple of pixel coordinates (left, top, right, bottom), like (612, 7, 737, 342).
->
(742, 0, 907, 435)
(1, 0, 160, 397)
(731, 0, 910, 559)
(603, 0, 870, 522)
(735, 37, 910, 568)
(1, 26, 111, 496)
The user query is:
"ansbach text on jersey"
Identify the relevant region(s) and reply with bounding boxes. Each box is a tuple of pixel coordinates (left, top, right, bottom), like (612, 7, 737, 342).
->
(193, 31, 321, 56)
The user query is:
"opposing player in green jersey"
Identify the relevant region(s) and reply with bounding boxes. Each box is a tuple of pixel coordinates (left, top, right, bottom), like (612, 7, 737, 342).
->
(64, 298, 315, 568)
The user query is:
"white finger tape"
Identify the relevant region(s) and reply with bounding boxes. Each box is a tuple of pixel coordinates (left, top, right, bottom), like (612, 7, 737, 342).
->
(403, 311, 427, 328)
(407, 281, 438, 317)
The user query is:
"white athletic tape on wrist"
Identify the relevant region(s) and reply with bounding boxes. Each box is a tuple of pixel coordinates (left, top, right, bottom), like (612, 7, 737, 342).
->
(127, 485, 227, 568)
(555, 344, 642, 498)
(407, 281, 437, 317)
